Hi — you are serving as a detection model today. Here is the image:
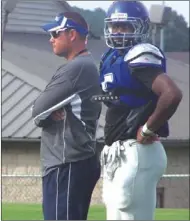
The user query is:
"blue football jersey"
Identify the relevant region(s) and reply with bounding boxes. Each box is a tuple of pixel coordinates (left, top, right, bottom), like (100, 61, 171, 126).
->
(100, 43, 166, 107)
(99, 43, 169, 145)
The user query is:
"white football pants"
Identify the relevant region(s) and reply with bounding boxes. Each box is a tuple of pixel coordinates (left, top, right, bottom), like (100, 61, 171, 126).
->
(102, 139, 167, 220)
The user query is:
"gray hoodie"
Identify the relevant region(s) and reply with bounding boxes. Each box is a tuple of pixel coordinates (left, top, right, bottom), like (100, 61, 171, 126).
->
(32, 54, 102, 176)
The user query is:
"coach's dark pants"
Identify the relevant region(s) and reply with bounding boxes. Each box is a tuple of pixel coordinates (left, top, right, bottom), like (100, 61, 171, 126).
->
(42, 155, 101, 220)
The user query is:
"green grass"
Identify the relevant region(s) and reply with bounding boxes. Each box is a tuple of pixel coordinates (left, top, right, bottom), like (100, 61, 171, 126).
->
(2, 203, 190, 220)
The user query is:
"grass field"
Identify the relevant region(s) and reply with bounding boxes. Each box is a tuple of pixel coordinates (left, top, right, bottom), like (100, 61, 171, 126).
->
(2, 203, 190, 220)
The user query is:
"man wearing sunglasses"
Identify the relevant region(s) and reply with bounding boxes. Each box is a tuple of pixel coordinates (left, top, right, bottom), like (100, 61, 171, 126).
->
(32, 12, 101, 220)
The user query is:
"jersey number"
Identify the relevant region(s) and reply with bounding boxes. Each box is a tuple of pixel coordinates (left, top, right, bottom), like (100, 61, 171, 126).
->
(101, 73, 114, 92)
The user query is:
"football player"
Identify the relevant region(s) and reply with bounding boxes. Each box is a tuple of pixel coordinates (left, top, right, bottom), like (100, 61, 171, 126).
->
(98, 1, 182, 220)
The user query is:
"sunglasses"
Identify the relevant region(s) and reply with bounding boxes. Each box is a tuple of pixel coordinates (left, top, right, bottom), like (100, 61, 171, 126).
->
(50, 28, 69, 39)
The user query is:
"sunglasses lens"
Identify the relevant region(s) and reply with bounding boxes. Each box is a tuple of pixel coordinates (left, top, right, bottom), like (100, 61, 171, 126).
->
(50, 28, 68, 39)
(50, 31, 58, 38)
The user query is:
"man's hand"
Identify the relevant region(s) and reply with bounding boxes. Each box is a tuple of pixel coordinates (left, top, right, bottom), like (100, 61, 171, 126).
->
(136, 126, 159, 144)
(51, 110, 65, 121)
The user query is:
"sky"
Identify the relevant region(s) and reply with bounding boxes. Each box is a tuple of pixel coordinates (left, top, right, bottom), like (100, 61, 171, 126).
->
(69, 1, 189, 26)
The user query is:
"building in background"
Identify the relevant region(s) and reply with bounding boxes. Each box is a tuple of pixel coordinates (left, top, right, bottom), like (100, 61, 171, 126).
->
(1, 0, 189, 208)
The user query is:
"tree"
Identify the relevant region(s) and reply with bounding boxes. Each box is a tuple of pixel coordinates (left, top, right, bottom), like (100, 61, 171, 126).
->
(164, 10, 189, 51)
(152, 9, 189, 52)
(72, 6, 106, 38)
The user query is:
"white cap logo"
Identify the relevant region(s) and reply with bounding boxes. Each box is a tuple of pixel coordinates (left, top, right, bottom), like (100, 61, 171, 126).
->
(55, 16, 60, 21)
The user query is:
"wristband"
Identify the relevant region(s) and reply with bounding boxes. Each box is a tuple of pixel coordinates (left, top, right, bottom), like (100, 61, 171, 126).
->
(142, 123, 155, 136)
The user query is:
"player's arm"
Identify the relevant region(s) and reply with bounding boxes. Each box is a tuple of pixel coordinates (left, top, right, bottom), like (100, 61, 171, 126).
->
(32, 64, 79, 127)
(125, 43, 182, 134)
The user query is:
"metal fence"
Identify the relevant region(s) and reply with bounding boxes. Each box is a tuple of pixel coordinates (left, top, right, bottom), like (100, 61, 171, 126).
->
(2, 174, 189, 206)
(2, 174, 103, 205)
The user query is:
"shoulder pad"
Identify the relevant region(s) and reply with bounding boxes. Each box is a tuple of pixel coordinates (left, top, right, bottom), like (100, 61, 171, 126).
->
(124, 43, 164, 62)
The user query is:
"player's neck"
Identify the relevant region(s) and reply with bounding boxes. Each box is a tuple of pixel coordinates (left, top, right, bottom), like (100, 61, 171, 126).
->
(118, 49, 126, 55)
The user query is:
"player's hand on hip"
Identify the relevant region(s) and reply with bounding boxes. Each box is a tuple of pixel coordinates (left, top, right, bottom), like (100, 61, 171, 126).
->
(137, 126, 159, 144)
(51, 110, 65, 121)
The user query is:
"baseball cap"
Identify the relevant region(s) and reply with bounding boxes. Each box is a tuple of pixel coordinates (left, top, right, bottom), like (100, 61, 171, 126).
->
(41, 12, 88, 36)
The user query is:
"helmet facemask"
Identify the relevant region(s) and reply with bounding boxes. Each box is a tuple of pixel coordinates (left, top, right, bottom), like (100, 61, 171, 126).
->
(104, 16, 150, 49)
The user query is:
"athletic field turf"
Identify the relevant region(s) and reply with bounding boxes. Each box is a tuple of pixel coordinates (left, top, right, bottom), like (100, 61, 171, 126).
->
(2, 203, 190, 220)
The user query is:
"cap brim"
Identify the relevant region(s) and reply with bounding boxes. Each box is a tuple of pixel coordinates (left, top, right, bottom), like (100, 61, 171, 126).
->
(41, 21, 60, 32)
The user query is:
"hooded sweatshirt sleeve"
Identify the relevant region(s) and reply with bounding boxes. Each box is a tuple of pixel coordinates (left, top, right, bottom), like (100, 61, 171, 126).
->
(32, 61, 81, 127)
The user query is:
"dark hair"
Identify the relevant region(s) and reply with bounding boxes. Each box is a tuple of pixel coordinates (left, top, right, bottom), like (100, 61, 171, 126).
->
(63, 11, 88, 37)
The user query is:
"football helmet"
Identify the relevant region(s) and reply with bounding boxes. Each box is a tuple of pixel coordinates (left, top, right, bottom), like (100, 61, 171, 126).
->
(104, 1, 150, 49)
